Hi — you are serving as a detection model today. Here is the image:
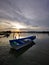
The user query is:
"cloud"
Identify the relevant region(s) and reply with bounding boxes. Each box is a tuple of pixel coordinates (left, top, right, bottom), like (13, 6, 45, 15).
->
(0, 0, 49, 30)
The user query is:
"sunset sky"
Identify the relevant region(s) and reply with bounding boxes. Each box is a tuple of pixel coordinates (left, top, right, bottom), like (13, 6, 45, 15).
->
(0, 0, 49, 31)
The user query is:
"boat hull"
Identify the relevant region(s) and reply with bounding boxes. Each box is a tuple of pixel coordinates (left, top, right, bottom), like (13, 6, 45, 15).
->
(9, 36, 36, 50)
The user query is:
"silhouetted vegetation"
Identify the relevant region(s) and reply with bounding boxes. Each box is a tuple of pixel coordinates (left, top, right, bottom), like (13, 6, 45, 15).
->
(11, 31, 49, 33)
(0, 31, 11, 38)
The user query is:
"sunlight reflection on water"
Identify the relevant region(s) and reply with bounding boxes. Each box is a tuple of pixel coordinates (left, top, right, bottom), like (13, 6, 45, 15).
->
(0, 33, 49, 46)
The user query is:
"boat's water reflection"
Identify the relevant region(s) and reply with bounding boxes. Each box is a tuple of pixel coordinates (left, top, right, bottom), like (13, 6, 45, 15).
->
(9, 41, 35, 57)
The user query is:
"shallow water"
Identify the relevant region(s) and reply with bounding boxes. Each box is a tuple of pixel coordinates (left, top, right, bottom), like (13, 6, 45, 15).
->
(0, 33, 49, 65)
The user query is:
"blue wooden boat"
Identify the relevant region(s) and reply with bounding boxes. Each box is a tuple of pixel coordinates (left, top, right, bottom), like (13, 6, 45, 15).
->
(9, 36, 36, 50)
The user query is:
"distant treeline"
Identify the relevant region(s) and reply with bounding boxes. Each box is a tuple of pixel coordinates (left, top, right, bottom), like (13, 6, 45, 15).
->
(0, 31, 11, 38)
(0, 31, 11, 35)
(11, 31, 49, 33)
(0, 31, 49, 34)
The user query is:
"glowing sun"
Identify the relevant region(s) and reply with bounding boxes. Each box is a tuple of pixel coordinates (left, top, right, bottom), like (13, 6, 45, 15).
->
(12, 23, 26, 29)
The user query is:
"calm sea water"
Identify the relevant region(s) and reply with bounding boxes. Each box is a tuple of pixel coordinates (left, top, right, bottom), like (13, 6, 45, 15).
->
(0, 33, 49, 65)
